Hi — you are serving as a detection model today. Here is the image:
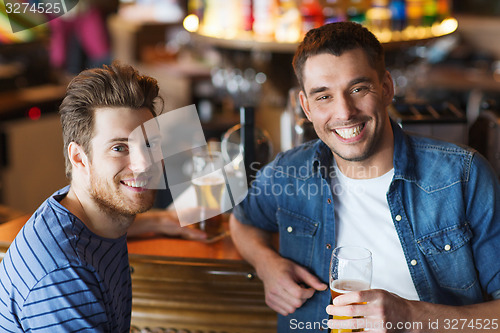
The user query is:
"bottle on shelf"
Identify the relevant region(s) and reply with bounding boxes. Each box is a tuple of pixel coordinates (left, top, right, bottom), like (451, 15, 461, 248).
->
(389, 0, 406, 31)
(366, 0, 392, 32)
(345, 0, 371, 24)
(276, 0, 302, 43)
(241, 0, 254, 32)
(322, 0, 346, 24)
(192, 0, 455, 45)
(437, 0, 451, 20)
(422, 0, 437, 26)
(406, 0, 424, 27)
(299, 0, 324, 35)
(200, 0, 225, 37)
(253, 0, 280, 41)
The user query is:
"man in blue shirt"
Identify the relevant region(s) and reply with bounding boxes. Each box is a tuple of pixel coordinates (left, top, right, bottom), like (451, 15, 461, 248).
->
(0, 63, 203, 332)
(230, 22, 500, 332)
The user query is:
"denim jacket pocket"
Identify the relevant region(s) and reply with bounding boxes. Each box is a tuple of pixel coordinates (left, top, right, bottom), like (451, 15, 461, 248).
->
(417, 223, 477, 290)
(276, 208, 319, 268)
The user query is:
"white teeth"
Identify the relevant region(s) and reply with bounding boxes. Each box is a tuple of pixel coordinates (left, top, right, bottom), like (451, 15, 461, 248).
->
(335, 124, 364, 139)
(123, 180, 147, 188)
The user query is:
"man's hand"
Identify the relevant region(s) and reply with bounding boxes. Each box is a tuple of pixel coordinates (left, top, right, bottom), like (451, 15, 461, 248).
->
(326, 290, 500, 333)
(257, 256, 327, 316)
(229, 214, 327, 316)
(326, 289, 414, 332)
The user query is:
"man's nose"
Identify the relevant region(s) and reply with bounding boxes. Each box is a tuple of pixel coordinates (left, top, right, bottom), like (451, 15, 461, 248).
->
(129, 147, 151, 173)
(334, 93, 357, 120)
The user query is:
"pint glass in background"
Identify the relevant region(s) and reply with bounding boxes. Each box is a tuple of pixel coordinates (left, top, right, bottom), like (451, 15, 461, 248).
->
(330, 246, 372, 333)
(191, 147, 225, 239)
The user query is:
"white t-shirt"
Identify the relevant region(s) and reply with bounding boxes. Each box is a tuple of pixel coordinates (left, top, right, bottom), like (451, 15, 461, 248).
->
(332, 162, 420, 301)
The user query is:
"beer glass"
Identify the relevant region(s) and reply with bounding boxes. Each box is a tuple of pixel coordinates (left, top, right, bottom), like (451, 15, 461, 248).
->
(330, 246, 372, 332)
(191, 147, 225, 239)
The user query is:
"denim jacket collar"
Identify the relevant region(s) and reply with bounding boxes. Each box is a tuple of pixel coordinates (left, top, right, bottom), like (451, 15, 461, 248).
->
(391, 120, 417, 182)
(312, 140, 334, 180)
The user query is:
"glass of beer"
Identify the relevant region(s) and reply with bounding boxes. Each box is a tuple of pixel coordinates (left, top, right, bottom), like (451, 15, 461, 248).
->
(330, 246, 372, 332)
(191, 147, 225, 239)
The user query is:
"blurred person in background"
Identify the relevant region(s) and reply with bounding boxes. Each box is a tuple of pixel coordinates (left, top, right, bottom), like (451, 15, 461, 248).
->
(48, 0, 118, 75)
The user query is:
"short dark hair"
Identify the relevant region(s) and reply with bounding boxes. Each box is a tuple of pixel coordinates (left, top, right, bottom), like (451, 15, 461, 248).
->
(292, 22, 386, 90)
(59, 61, 161, 179)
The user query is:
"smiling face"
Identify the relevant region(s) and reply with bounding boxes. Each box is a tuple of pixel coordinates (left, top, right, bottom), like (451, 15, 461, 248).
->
(88, 107, 162, 217)
(299, 48, 395, 176)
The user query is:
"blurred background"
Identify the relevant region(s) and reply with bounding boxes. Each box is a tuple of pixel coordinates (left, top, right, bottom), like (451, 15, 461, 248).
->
(0, 0, 500, 218)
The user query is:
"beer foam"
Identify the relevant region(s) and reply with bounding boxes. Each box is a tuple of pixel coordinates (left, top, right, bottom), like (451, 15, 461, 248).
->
(192, 175, 225, 186)
(330, 279, 370, 294)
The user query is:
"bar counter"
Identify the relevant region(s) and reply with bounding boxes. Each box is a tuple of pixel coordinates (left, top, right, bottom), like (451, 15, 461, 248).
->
(0, 215, 277, 333)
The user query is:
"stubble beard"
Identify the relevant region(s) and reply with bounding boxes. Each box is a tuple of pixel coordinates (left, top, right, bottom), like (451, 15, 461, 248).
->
(89, 171, 156, 219)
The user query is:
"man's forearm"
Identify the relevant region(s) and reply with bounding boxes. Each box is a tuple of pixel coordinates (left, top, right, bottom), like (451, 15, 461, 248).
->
(229, 214, 279, 274)
(409, 299, 500, 333)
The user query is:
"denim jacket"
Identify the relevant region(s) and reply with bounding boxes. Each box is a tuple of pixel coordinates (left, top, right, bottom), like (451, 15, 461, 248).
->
(233, 121, 500, 332)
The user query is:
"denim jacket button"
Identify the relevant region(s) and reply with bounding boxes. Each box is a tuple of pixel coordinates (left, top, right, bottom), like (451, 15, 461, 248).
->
(444, 244, 451, 251)
(395, 214, 402, 222)
(326, 244, 332, 249)
(410, 259, 418, 266)
(327, 198, 332, 204)
(287, 226, 293, 233)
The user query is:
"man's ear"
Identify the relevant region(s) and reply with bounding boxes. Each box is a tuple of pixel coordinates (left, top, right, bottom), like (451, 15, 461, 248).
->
(67, 142, 90, 176)
(299, 90, 312, 122)
(381, 70, 395, 107)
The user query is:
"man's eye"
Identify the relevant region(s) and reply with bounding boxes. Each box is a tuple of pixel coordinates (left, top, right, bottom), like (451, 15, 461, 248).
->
(316, 95, 331, 101)
(112, 145, 127, 152)
(352, 86, 368, 94)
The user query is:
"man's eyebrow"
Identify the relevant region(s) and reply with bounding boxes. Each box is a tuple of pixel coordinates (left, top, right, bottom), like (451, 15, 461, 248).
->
(107, 138, 129, 144)
(349, 77, 373, 86)
(308, 86, 328, 96)
(308, 77, 374, 96)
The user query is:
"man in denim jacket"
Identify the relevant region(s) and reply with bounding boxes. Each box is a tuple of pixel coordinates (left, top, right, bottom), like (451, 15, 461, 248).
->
(230, 22, 500, 332)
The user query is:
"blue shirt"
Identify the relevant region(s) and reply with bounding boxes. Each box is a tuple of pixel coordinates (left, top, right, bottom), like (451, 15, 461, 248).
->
(0, 187, 132, 332)
(233, 121, 500, 332)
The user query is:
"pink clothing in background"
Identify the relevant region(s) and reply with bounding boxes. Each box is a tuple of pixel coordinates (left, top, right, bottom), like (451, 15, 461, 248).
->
(49, 6, 110, 69)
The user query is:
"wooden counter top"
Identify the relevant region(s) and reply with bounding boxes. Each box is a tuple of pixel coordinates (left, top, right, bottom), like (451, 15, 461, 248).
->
(0, 215, 243, 261)
(128, 233, 243, 260)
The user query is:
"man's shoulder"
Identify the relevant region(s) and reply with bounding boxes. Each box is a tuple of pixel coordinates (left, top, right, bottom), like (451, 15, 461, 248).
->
(407, 133, 475, 157)
(0, 196, 95, 319)
(7, 190, 79, 281)
(25, 189, 73, 240)
(402, 132, 492, 188)
(0, 259, 105, 331)
(406, 134, 478, 171)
